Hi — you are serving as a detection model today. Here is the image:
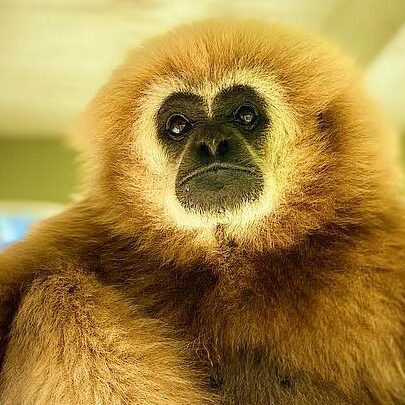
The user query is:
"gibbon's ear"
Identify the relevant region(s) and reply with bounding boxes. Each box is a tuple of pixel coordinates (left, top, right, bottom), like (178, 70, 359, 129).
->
(315, 106, 339, 136)
(313, 102, 345, 152)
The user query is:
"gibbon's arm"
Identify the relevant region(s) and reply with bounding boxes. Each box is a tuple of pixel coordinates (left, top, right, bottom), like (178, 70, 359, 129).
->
(0, 203, 212, 404)
(0, 231, 47, 363)
(0, 201, 107, 356)
(0, 205, 83, 360)
(0, 270, 211, 405)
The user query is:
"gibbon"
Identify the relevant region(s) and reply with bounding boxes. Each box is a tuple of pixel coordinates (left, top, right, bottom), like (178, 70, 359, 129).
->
(0, 19, 404, 405)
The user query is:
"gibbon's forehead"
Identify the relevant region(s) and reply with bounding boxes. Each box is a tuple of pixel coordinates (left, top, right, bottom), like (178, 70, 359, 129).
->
(150, 69, 281, 117)
(135, 20, 351, 104)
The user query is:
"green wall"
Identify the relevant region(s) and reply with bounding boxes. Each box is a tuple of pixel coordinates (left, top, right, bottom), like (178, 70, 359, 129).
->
(0, 138, 77, 203)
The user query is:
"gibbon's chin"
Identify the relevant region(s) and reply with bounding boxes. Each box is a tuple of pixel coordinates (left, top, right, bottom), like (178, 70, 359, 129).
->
(175, 164, 264, 214)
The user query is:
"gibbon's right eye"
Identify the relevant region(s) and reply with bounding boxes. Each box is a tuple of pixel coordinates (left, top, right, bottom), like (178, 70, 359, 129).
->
(165, 114, 192, 141)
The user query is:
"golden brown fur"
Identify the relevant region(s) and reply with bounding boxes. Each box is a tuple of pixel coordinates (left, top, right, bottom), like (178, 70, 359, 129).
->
(0, 20, 404, 404)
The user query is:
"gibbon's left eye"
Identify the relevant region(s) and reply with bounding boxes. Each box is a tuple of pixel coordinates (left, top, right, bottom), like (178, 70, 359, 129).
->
(234, 103, 259, 129)
(165, 114, 192, 141)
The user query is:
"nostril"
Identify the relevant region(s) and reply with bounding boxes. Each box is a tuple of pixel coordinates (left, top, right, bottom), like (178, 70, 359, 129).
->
(197, 141, 212, 162)
(196, 138, 230, 163)
(217, 139, 230, 157)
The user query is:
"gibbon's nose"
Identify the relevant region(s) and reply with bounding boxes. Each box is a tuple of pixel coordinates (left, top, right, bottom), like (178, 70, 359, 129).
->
(195, 135, 231, 164)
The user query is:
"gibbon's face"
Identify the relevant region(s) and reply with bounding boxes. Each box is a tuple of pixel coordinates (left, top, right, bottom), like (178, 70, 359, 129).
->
(158, 85, 267, 213)
(81, 21, 389, 256)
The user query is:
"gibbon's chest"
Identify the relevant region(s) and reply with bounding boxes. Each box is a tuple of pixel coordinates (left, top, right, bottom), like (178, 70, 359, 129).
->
(200, 310, 361, 404)
(206, 349, 354, 405)
(190, 255, 359, 403)
(208, 350, 297, 405)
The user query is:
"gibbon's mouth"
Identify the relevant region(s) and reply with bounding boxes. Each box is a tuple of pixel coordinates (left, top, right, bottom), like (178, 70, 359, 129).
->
(175, 163, 263, 213)
(178, 162, 258, 187)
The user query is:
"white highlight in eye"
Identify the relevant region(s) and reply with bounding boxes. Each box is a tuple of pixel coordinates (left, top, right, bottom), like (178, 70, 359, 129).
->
(132, 68, 299, 242)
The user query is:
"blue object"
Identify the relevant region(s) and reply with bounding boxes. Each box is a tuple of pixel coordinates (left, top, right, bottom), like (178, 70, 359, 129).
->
(0, 214, 40, 250)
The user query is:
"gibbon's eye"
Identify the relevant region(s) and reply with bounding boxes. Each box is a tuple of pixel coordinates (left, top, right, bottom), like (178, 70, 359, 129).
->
(165, 114, 192, 140)
(234, 103, 259, 129)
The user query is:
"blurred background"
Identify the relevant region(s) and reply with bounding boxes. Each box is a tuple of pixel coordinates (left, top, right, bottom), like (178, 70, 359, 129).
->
(1, 0, 405, 246)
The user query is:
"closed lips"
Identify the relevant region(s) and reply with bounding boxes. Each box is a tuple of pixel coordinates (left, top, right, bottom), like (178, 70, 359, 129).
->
(178, 163, 258, 187)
